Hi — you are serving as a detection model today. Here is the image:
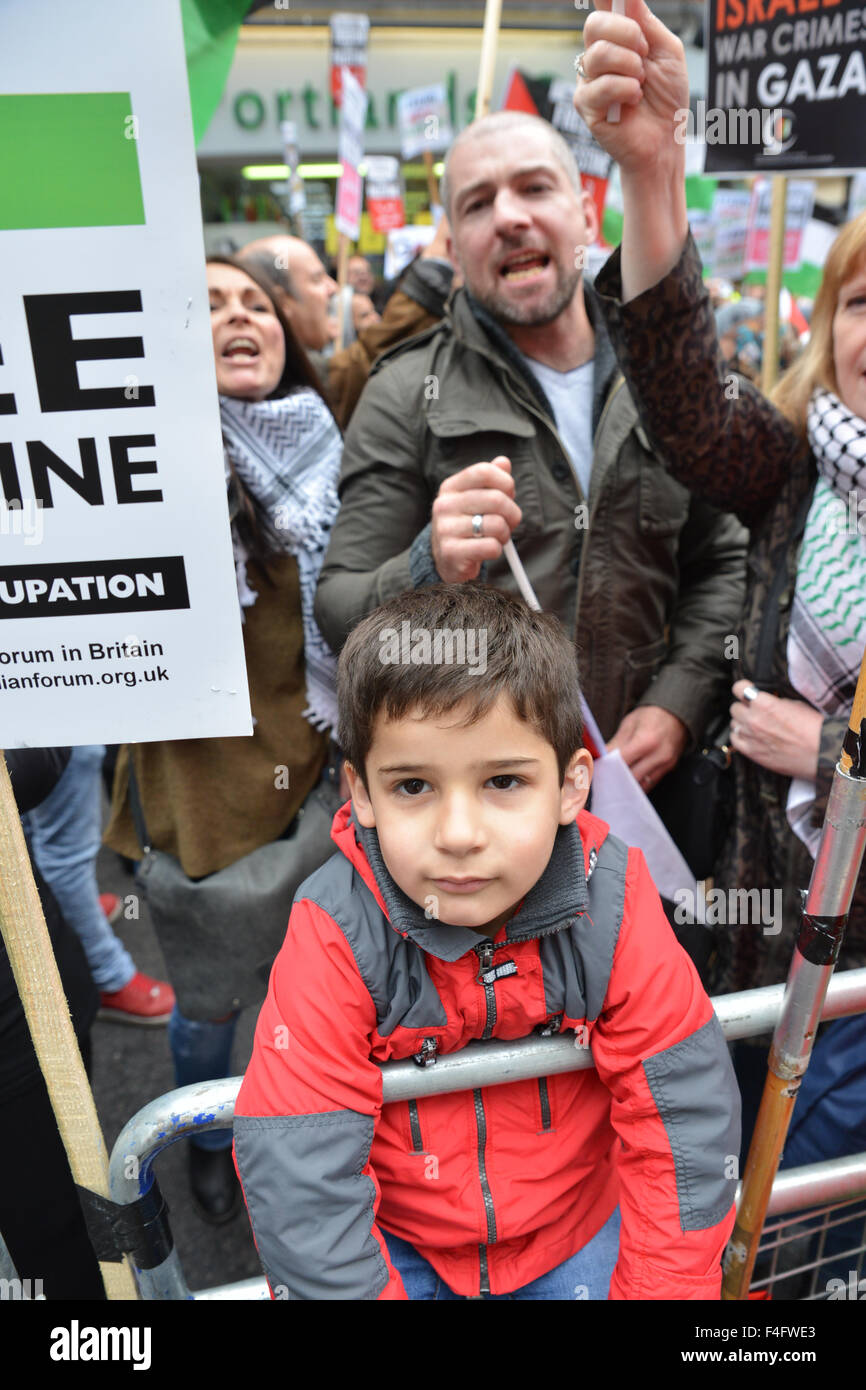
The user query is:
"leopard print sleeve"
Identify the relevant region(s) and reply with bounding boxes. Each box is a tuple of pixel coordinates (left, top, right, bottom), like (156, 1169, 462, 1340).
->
(591, 233, 802, 529)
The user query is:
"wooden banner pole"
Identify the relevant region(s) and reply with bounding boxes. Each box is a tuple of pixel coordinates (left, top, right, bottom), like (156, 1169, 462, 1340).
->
(475, 0, 503, 121)
(423, 149, 440, 212)
(761, 174, 787, 396)
(0, 752, 138, 1299)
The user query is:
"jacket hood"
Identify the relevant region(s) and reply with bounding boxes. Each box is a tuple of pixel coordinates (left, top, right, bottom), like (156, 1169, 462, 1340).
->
(328, 799, 609, 963)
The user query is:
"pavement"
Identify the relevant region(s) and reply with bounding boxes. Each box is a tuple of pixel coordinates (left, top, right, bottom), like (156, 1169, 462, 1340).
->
(92, 842, 264, 1297)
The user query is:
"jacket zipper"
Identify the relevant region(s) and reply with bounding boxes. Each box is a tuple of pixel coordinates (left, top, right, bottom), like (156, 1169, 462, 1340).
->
(473, 939, 513, 1294)
(476, 940, 497, 1039)
(474, 939, 517, 1040)
(473, 1087, 497, 1295)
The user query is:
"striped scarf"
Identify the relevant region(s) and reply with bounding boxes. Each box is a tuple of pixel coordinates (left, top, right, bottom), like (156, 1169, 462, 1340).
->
(786, 387, 866, 853)
(220, 389, 342, 734)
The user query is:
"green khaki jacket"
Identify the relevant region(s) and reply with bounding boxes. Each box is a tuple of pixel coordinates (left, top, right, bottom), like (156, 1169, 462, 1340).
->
(315, 284, 747, 745)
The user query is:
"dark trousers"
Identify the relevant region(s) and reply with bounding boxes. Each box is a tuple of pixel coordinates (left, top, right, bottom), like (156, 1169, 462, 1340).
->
(0, 1036, 105, 1300)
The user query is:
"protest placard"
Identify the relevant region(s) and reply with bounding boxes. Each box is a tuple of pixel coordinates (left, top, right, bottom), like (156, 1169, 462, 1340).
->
(384, 224, 437, 281)
(396, 83, 454, 162)
(705, 0, 866, 174)
(280, 119, 306, 218)
(746, 179, 815, 271)
(329, 10, 369, 107)
(0, 0, 251, 749)
(365, 155, 405, 232)
(335, 67, 368, 241)
(711, 188, 753, 280)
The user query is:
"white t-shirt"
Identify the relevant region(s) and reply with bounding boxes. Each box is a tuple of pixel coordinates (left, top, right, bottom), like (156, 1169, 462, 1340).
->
(521, 354, 594, 498)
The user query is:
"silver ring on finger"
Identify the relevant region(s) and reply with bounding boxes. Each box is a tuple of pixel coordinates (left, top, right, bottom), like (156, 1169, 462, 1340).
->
(471, 513, 484, 538)
(575, 52, 588, 82)
(742, 684, 760, 704)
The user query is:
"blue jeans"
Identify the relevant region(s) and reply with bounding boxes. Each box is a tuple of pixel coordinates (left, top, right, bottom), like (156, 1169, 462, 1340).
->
(22, 744, 135, 993)
(383, 1207, 621, 1300)
(169, 1006, 239, 1152)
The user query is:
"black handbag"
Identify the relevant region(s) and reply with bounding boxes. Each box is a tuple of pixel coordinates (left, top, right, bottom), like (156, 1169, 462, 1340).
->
(649, 712, 734, 882)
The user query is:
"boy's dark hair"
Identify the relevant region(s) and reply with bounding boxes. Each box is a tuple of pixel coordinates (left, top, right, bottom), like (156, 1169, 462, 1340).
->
(337, 583, 584, 788)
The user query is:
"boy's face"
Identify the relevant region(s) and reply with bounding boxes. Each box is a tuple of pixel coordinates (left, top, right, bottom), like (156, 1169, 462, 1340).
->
(344, 694, 593, 939)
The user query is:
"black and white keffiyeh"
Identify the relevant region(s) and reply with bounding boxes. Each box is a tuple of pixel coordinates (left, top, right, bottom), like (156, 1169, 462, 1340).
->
(786, 388, 866, 853)
(219, 389, 342, 734)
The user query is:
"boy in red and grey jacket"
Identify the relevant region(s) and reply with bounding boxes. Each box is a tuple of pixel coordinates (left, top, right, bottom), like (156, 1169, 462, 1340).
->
(234, 583, 740, 1299)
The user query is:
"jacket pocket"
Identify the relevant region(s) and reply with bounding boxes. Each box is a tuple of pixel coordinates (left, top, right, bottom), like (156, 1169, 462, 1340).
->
(536, 1076, 554, 1133)
(406, 1099, 425, 1153)
(625, 635, 668, 678)
(638, 456, 690, 536)
(623, 636, 669, 713)
(425, 417, 545, 537)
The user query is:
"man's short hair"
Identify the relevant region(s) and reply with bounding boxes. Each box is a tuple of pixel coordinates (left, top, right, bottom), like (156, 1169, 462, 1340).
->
(240, 249, 298, 302)
(337, 582, 584, 789)
(440, 111, 583, 220)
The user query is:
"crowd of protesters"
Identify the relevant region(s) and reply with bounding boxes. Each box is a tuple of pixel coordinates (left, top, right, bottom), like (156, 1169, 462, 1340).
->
(4, 0, 866, 1302)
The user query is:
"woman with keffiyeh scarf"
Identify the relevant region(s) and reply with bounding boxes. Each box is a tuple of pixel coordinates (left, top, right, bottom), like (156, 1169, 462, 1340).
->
(106, 255, 344, 1220)
(574, 3, 866, 1171)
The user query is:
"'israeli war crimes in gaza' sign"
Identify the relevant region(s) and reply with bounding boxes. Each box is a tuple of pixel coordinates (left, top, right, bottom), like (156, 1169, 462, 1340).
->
(705, 0, 866, 174)
(0, 0, 251, 748)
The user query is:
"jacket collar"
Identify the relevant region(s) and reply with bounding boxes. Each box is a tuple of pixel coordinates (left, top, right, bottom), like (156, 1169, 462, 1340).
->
(445, 277, 619, 439)
(329, 800, 596, 963)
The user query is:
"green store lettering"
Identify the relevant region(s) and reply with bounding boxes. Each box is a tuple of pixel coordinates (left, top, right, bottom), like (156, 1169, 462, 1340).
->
(232, 70, 475, 133)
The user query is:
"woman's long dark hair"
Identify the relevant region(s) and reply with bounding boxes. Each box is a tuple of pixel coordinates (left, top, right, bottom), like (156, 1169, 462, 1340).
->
(206, 253, 336, 567)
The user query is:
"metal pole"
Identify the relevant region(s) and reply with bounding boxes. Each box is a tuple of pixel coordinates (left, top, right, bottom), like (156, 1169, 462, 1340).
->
(109, 1075, 238, 1301)
(723, 649, 866, 1298)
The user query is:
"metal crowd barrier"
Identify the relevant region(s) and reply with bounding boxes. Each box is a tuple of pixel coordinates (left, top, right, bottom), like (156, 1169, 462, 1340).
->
(107, 967, 866, 1301)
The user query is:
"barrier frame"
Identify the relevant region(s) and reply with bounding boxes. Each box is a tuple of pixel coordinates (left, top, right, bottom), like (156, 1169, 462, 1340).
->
(107, 968, 866, 1300)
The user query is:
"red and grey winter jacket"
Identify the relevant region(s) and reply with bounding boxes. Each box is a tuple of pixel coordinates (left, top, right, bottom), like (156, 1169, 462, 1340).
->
(234, 802, 740, 1299)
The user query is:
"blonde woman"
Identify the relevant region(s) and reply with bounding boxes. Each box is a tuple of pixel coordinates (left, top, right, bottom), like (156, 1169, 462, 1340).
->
(575, 0, 866, 1154)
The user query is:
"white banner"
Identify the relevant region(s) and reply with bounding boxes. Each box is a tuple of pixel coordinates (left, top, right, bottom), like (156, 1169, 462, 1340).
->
(745, 180, 815, 273)
(710, 188, 752, 281)
(0, 0, 251, 748)
(329, 11, 369, 106)
(384, 224, 437, 281)
(397, 83, 454, 161)
(335, 67, 368, 241)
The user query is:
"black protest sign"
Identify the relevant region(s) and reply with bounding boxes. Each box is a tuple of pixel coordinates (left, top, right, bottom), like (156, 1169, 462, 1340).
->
(705, 0, 866, 174)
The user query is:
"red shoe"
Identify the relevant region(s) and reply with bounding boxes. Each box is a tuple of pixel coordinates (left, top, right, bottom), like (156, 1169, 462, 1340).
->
(99, 972, 175, 1026)
(99, 892, 122, 924)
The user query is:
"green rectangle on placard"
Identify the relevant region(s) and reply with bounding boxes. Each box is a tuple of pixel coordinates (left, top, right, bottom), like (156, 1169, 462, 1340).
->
(0, 93, 145, 230)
